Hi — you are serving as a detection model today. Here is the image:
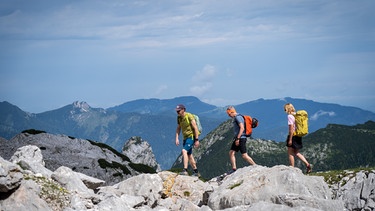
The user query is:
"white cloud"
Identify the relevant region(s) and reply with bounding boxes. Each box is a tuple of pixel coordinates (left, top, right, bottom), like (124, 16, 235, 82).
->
(192, 65, 216, 82)
(189, 82, 213, 96)
(310, 110, 336, 121)
(188, 65, 217, 96)
(155, 84, 168, 95)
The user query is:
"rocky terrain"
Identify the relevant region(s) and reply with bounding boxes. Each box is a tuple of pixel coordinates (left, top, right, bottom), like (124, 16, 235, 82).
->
(122, 136, 161, 172)
(1, 144, 374, 210)
(0, 131, 157, 186)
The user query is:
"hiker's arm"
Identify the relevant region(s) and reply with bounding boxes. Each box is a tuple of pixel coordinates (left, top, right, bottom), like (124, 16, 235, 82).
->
(237, 122, 245, 139)
(287, 124, 293, 146)
(234, 122, 244, 146)
(190, 120, 200, 148)
(175, 125, 181, 146)
(191, 119, 199, 140)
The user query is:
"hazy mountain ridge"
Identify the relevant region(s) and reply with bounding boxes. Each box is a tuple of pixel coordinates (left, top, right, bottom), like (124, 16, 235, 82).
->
(108, 96, 217, 116)
(1, 96, 374, 170)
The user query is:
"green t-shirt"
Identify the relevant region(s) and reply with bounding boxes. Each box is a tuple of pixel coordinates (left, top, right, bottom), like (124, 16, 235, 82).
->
(177, 112, 195, 139)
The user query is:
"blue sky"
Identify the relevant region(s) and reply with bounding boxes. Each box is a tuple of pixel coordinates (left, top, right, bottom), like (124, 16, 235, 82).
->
(1, 0, 374, 113)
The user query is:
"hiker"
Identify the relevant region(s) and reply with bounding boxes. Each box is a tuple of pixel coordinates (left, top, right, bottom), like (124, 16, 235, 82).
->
(175, 104, 201, 177)
(284, 103, 312, 173)
(226, 106, 256, 174)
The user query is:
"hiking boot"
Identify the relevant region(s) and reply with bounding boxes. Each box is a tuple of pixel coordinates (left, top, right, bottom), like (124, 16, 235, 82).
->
(306, 164, 312, 174)
(180, 170, 188, 176)
(192, 171, 201, 177)
(226, 169, 236, 175)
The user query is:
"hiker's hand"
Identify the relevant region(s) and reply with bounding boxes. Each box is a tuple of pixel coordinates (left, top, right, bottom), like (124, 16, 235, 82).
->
(175, 139, 179, 146)
(287, 140, 292, 147)
(194, 140, 200, 148)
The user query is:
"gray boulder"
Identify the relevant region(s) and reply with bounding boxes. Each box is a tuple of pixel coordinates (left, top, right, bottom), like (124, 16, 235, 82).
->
(0, 133, 145, 185)
(332, 169, 375, 210)
(0, 179, 52, 211)
(207, 165, 344, 210)
(0, 156, 23, 192)
(10, 145, 53, 177)
(122, 136, 161, 172)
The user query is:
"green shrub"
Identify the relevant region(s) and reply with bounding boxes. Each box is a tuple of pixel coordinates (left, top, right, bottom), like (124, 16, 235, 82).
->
(129, 163, 156, 174)
(88, 140, 131, 162)
(97, 159, 131, 175)
(21, 129, 46, 135)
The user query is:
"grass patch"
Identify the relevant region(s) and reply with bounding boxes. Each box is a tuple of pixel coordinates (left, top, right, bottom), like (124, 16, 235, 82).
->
(24, 174, 70, 210)
(311, 166, 375, 187)
(183, 191, 190, 197)
(229, 181, 243, 190)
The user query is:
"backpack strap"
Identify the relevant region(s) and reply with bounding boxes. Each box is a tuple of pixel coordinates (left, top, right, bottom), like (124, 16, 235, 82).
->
(184, 112, 195, 129)
(236, 114, 244, 125)
(236, 114, 246, 133)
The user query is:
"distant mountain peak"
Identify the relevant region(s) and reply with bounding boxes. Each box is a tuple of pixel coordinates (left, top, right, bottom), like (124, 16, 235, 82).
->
(72, 101, 91, 112)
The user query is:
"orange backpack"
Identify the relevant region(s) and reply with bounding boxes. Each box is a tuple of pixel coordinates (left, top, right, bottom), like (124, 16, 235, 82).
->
(238, 114, 258, 137)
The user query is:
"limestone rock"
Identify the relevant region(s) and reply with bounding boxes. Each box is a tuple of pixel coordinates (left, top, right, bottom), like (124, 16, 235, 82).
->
(122, 136, 161, 172)
(0, 156, 23, 192)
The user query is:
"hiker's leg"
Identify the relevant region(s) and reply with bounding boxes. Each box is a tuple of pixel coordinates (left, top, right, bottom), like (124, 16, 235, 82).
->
(238, 138, 255, 165)
(188, 154, 197, 169)
(242, 153, 256, 165)
(295, 150, 309, 167)
(181, 149, 189, 169)
(229, 150, 237, 170)
(182, 138, 194, 170)
(287, 147, 295, 167)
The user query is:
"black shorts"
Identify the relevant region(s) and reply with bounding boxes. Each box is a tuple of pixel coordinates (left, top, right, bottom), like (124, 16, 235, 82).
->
(286, 135, 303, 149)
(230, 138, 248, 154)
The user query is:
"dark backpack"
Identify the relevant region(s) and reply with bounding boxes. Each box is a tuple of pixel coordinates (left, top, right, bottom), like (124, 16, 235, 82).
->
(238, 114, 258, 137)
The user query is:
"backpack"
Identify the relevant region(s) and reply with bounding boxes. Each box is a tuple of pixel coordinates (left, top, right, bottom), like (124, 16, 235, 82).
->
(293, 110, 308, 137)
(186, 113, 202, 134)
(238, 114, 258, 137)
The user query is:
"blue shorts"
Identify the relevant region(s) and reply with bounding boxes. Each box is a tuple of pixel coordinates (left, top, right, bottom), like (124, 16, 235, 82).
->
(183, 137, 194, 155)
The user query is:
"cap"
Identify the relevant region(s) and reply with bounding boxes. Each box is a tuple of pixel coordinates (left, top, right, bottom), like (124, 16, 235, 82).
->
(175, 104, 186, 111)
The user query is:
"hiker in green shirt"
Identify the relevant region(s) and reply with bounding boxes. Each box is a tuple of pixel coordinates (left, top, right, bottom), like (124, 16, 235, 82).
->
(175, 104, 201, 177)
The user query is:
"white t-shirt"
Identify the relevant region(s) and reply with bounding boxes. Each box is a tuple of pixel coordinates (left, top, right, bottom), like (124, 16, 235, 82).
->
(287, 114, 295, 132)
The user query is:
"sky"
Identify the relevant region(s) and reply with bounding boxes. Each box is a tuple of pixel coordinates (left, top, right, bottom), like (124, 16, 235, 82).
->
(1, 0, 374, 113)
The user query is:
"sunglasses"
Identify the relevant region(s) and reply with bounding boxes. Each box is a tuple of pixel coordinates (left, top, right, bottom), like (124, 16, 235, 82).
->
(176, 110, 181, 113)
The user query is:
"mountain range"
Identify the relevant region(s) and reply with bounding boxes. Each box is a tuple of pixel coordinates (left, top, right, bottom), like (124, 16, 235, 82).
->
(1, 96, 374, 169)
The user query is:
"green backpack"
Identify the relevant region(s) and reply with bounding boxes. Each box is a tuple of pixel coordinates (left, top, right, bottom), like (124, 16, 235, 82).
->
(293, 110, 308, 137)
(186, 113, 202, 134)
